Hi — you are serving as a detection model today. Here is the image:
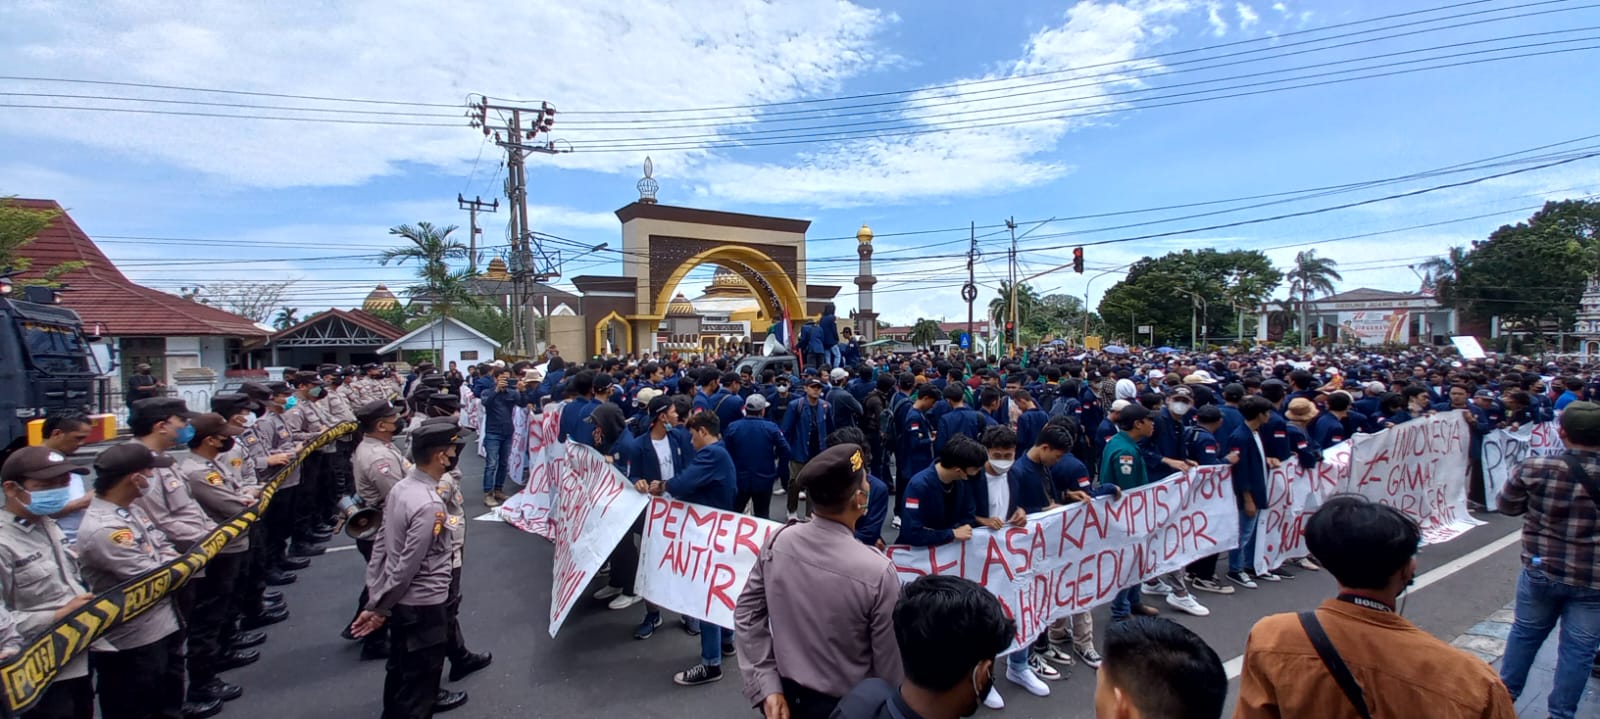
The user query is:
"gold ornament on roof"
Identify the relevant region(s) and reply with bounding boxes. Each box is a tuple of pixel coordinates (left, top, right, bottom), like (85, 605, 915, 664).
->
(363, 283, 400, 312)
(856, 224, 874, 244)
(666, 292, 698, 317)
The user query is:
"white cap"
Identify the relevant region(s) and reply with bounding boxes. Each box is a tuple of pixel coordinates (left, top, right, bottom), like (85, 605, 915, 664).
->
(1110, 399, 1133, 412)
(635, 387, 663, 406)
(829, 368, 849, 381)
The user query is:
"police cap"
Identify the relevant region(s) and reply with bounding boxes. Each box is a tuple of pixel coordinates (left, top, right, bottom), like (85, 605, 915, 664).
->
(793, 443, 867, 507)
(427, 394, 461, 413)
(238, 382, 272, 402)
(2, 446, 88, 484)
(94, 441, 175, 480)
(410, 422, 463, 456)
(130, 397, 197, 422)
(190, 413, 244, 441)
(210, 391, 257, 417)
(356, 400, 399, 425)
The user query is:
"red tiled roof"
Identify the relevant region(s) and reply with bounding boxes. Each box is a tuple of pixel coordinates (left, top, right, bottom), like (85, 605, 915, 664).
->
(270, 307, 407, 343)
(8, 199, 269, 337)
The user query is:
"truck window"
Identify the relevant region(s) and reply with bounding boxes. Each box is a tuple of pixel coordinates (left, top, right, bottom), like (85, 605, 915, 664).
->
(19, 321, 89, 374)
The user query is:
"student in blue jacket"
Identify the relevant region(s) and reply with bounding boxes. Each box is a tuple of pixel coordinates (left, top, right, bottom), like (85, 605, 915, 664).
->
(896, 386, 940, 519)
(646, 411, 739, 687)
(478, 367, 538, 506)
(610, 395, 692, 636)
(1226, 396, 1278, 588)
(899, 435, 986, 547)
(1185, 405, 1240, 595)
(936, 384, 994, 454)
(780, 377, 833, 519)
(827, 426, 889, 549)
(723, 394, 790, 520)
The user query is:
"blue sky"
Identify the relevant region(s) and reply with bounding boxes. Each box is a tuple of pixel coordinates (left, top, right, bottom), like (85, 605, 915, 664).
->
(2, 0, 1597, 326)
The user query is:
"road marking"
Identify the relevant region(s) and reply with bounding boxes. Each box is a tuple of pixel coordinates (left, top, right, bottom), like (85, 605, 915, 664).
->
(325, 544, 358, 553)
(473, 510, 501, 522)
(1223, 529, 1520, 679)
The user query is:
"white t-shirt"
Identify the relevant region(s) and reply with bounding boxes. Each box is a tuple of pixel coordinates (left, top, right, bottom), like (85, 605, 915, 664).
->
(652, 436, 676, 482)
(984, 469, 1009, 520)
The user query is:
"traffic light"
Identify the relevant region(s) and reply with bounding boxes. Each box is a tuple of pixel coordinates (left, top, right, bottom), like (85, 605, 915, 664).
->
(1004, 320, 1015, 344)
(1072, 246, 1084, 274)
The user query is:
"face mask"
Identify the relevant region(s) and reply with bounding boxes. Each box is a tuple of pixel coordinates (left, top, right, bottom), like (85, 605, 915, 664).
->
(988, 458, 1014, 473)
(778, 386, 790, 394)
(217, 437, 236, 453)
(285, 396, 298, 410)
(173, 424, 196, 447)
(240, 414, 258, 428)
(445, 450, 462, 472)
(310, 387, 325, 399)
(23, 486, 72, 516)
(1170, 402, 1191, 416)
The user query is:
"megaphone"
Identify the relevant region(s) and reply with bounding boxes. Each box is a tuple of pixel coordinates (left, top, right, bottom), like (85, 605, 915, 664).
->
(334, 495, 382, 541)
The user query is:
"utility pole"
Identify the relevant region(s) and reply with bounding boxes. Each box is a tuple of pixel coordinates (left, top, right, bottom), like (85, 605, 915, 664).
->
(1007, 217, 1018, 358)
(962, 222, 977, 351)
(457, 194, 498, 274)
(469, 97, 563, 356)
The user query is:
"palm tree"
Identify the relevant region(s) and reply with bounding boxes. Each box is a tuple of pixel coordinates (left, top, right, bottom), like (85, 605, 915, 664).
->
(381, 222, 478, 358)
(1415, 246, 1469, 309)
(1285, 250, 1342, 348)
(988, 281, 1040, 330)
(272, 307, 299, 330)
(909, 319, 943, 350)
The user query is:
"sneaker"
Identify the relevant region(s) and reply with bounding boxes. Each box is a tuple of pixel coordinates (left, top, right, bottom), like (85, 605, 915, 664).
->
(1227, 571, 1258, 588)
(607, 593, 643, 610)
(1142, 579, 1174, 595)
(483, 494, 502, 508)
(1269, 568, 1295, 580)
(1028, 654, 1064, 681)
(722, 640, 737, 656)
(773, 487, 787, 496)
(983, 686, 1005, 709)
(633, 613, 663, 640)
(679, 617, 701, 636)
(1190, 577, 1236, 595)
(493, 489, 509, 503)
(1076, 646, 1103, 669)
(1294, 557, 1322, 571)
(1005, 662, 1050, 697)
(592, 586, 623, 601)
(598, 562, 611, 576)
(1253, 570, 1282, 583)
(1035, 644, 1075, 667)
(672, 663, 723, 687)
(891, 516, 902, 530)
(1165, 592, 1211, 617)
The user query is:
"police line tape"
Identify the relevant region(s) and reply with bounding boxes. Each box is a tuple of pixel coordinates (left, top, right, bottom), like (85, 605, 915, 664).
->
(0, 422, 358, 717)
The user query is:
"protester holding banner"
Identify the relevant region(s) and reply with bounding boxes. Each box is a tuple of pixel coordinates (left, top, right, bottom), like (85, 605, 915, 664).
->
(612, 395, 692, 629)
(735, 443, 903, 719)
(0, 447, 96, 719)
(898, 436, 984, 548)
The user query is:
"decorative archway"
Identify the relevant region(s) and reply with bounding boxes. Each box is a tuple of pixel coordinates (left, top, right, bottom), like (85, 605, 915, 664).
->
(593, 311, 633, 356)
(647, 245, 806, 327)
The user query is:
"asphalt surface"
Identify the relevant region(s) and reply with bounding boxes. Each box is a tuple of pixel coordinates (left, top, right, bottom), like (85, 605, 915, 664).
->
(220, 441, 1528, 719)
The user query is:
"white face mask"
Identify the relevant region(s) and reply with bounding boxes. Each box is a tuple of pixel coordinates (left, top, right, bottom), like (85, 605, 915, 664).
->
(241, 413, 258, 428)
(1170, 402, 1191, 416)
(988, 458, 1014, 473)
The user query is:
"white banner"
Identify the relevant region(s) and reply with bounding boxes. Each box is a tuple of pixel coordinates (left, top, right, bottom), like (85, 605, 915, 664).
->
(1254, 442, 1351, 574)
(1482, 421, 1564, 512)
(1348, 412, 1482, 543)
(635, 498, 781, 630)
(499, 407, 563, 538)
(547, 441, 650, 637)
(460, 382, 482, 431)
(886, 466, 1238, 653)
(508, 407, 529, 486)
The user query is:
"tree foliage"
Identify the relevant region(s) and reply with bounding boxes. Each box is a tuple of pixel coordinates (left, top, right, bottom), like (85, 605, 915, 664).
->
(186, 279, 297, 323)
(381, 222, 479, 322)
(0, 199, 86, 286)
(1285, 249, 1342, 347)
(909, 318, 943, 349)
(1097, 248, 1282, 347)
(449, 304, 513, 348)
(272, 307, 300, 330)
(1442, 200, 1600, 337)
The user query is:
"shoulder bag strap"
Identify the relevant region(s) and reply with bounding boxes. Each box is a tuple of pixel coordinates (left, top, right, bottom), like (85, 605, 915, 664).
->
(1297, 610, 1374, 719)
(1558, 453, 1600, 508)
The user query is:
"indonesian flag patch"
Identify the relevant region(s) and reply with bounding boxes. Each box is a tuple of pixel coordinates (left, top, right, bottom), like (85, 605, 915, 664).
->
(904, 497, 920, 512)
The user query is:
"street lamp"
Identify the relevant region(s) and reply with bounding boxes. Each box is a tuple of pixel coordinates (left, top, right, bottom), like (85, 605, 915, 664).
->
(1174, 288, 1207, 350)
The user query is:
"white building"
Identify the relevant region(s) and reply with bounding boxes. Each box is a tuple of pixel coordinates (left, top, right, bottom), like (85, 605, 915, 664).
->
(377, 317, 501, 369)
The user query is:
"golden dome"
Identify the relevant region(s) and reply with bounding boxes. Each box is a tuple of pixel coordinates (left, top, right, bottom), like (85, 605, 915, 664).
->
(666, 292, 699, 318)
(856, 223, 874, 244)
(363, 284, 400, 312)
(709, 267, 748, 291)
(484, 257, 509, 281)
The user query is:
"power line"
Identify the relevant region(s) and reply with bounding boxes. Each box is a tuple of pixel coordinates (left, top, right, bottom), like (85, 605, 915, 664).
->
(0, 75, 463, 108)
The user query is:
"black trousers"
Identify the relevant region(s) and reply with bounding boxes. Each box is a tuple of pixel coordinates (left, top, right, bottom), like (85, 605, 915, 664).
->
(169, 583, 195, 705)
(90, 632, 184, 719)
(383, 603, 449, 719)
(352, 538, 389, 648)
(1187, 553, 1221, 582)
(446, 567, 467, 663)
(606, 517, 644, 595)
(782, 678, 839, 719)
(293, 455, 328, 540)
(231, 523, 272, 624)
(21, 675, 93, 719)
(736, 487, 773, 521)
(265, 484, 297, 565)
(189, 551, 243, 685)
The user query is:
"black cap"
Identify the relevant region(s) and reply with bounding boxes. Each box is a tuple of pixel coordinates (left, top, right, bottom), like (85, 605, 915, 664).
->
(362, 363, 381, 371)
(427, 394, 460, 413)
(130, 397, 197, 422)
(419, 373, 447, 389)
(1119, 405, 1152, 424)
(356, 400, 399, 425)
(647, 394, 674, 420)
(238, 382, 272, 402)
(94, 442, 176, 479)
(211, 391, 257, 417)
(593, 372, 614, 390)
(411, 422, 463, 456)
(265, 381, 293, 396)
(190, 413, 244, 440)
(292, 371, 323, 387)
(1, 446, 88, 484)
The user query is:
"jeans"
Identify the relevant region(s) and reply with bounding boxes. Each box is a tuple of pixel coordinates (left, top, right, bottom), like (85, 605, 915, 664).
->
(1007, 647, 1032, 673)
(481, 433, 510, 492)
(1110, 585, 1142, 621)
(1499, 566, 1600, 719)
(828, 345, 843, 369)
(700, 623, 732, 667)
(1228, 511, 1259, 574)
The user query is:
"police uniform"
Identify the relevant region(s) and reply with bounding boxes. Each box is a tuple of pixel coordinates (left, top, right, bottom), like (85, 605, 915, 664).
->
(362, 423, 463, 718)
(79, 444, 187, 719)
(283, 376, 333, 549)
(0, 446, 94, 718)
(255, 382, 305, 580)
(215, 387, 285, 641)
(419, 411, 491, 682)
(348, 400, 407, 656)
(179, 413, 256, 701)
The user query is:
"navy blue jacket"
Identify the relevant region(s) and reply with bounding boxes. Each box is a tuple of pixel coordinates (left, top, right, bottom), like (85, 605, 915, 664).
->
(1228, 424, 1268, 509)
(667, 441, 737, 511)
(1310, 411, 1348, 449)
(1015, 409, 1049, 452)
(1353, 395, 1382, 421)
(898, 408, 935, 480)
(707, 389, 745, 433)
(1151, 409, 1190, 460)
(827, 387, 864, 432)
(1050, 455, 1093, 496)
(479, 386, 536, 437)
(625, 427, 693, 483)
(1217, 405, 1245, 453)
(1286, 423, 1323, 468)
(1077, 383, 1104, 433)
(800, 323, 824, 354)
(854, 474, 890, 546)
(723, 417, 791, 494)
(900, 466, 975, 546)
(820, 313, 839, 349)
(1008, 453, 1056, 513)
(558, 397, 599, 444)
(780, 397, 833, 463)
(1184, 425, 1227, 466)
(1260, 411, 1292, 461)
(936, 407, 993, 453)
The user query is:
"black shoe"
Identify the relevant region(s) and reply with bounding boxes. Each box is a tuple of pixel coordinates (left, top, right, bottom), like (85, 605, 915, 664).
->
(360, 642, 389, 661)
(315, 523, 336, 534)
(289, 543, 325, 558)
(262, 590, 284, 603)
(278, 556, 311, 570)
(215, 649, 260, 671)
(264, 569, 298, 585)
(722, 641, 737, 657)
(301, 530, 334, 543)
(241, 606, 288, 629)
(262, 594, 286, 608)
(182, 699, 223, 719)
(190, 678, 243, 703)
(434, 690, 469, 713)
(448, 651, 492, 682)
(228, 631, 267, 649)
(672, 663, 723, 686)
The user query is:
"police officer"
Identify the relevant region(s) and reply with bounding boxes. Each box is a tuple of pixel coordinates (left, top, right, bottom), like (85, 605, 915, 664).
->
(180, 413, 258, 704)
(418, 405, 493, 685)
(284, 372, 333, 558)
(320, 365, 359, 515)
(254, 381, 306, 588)
(0, 446, 96, 718)
(212, 390, 283, 646)
(345, 400, 407, 660)
(79, 443, 208, 719)
(350, 421, 468, 717)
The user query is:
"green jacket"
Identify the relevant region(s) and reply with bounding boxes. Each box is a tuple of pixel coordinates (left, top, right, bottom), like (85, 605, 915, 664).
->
(1099, 431, 1149, 491)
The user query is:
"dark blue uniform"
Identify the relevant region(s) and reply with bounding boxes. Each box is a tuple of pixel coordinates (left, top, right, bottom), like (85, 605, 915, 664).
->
(667, 441, 737, 511)
(899, 466, 975, 547)
(854, 474, 890, 546)
(935, 407, 994, 453)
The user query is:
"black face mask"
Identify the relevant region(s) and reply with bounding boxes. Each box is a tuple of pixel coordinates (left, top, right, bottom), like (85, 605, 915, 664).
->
(445, 450, 461, 472)
(217, 437, 236, 453)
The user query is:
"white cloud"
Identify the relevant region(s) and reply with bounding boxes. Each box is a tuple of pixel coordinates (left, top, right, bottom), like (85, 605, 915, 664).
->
(1236, 2, 1260, 30)
(1206, 1, 1229, 36)
(1272, 2, 1288, 14)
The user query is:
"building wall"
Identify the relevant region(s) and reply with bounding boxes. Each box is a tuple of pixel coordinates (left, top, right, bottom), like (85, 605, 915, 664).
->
(547, 315, 588, 359)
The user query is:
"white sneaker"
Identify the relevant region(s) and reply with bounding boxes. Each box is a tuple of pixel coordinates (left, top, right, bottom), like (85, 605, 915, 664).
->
(608, 593, 644, 610)
(983, 686, 1005, 710)
(1294, 557, 1321, 571)
(593, 586, 623, 601)
(773, 487, 787, 496)
(1253, 570, 1282, 583)
(891, 516, 902, 529)
(1005, 663, 1050, 697)
(1142, 578, 1174, 595)
(1166, 592, 1210, 617)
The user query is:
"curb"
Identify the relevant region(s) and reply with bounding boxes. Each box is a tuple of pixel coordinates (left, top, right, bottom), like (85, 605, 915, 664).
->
(1451, 601, 1516, 665)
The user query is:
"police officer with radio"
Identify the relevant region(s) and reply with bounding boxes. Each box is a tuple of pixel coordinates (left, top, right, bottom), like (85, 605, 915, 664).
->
(343, 400, 407, 660)
(350, 421, 469, 717)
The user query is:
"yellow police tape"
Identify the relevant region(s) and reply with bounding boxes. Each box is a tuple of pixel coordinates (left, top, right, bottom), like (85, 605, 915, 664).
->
(0, 422, 357, 717)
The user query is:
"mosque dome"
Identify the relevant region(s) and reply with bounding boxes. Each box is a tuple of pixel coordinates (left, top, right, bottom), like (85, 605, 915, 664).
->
(484, 257, 510, 281)
(363, 284, 400, 312)
(666, 292, 699, 318)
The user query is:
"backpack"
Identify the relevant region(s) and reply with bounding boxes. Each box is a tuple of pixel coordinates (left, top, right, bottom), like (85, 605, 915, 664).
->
(882, 392, 910, 445)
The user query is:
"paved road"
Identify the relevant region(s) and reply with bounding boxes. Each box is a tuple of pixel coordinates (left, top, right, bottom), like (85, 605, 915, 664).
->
(222, 443, 1527, 719)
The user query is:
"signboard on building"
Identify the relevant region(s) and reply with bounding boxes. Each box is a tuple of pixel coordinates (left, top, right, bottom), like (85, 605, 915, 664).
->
(699, 321, 749, 336)
(1337, 311, 1409, 346)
